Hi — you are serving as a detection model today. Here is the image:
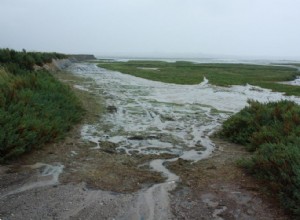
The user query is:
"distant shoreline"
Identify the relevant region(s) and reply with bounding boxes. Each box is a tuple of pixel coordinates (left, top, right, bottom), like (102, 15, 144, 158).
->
(95, 56, 300, 65)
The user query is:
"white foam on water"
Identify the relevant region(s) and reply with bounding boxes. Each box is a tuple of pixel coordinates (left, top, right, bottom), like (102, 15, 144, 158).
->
(73, 84, 90, 91)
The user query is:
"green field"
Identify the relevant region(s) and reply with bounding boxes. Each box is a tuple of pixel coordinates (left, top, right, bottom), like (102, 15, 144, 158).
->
(98, 61, 300, 96)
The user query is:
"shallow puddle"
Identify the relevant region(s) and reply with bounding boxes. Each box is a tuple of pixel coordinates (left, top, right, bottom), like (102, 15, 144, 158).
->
(0, 163, 64, 199)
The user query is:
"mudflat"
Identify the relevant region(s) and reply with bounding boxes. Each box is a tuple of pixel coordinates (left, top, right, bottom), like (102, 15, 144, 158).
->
(1, 63, 297, 219)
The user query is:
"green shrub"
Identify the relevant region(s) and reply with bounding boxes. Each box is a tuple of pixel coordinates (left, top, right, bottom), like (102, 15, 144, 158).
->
(0, 64, 83, 162)
(220, 100, 300, 150)
(219, 100, 300, 217)
(0, 49, 80, 162)
(247, 142, 300, 216)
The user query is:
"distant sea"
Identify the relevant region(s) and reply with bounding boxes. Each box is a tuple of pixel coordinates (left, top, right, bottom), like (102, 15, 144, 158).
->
(96, 56, 300, 65)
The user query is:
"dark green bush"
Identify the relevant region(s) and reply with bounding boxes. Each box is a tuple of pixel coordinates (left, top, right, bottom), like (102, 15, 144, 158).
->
(0, 48, 82, 162)
(219, 100, 300, 217)
(220, 100, 300, 151)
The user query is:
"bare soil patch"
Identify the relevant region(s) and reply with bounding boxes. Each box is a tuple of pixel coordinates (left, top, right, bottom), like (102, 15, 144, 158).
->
(168, 138, 289, 219)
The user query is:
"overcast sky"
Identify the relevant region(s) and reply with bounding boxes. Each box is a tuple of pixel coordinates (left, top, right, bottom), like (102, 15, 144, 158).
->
(1, 0, 300, 58)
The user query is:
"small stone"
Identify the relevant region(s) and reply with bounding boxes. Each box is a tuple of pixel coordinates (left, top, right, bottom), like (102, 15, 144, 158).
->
(107, 106, 117, 113)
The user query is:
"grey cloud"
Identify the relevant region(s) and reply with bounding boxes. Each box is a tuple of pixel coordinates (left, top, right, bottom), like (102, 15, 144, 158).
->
(0, 0, 300, 58)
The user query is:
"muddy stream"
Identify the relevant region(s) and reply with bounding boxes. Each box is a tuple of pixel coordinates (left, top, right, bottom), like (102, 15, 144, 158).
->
(64, 63, 300, 219)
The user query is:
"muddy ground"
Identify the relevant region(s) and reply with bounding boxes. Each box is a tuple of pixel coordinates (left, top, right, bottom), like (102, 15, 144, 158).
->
(0, 69, 290, 219)
(0, 132, 289, 219)
(168, 139, 288, 219)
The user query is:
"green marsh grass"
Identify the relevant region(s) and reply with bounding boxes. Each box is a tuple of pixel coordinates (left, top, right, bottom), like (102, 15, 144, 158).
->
(98, 61, 300, 96)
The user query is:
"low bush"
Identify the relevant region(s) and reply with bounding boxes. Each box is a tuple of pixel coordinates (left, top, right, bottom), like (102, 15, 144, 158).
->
(0, 68, 83, 162)
(219, 100, 300, 217)
(0, 49, 82, 162)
